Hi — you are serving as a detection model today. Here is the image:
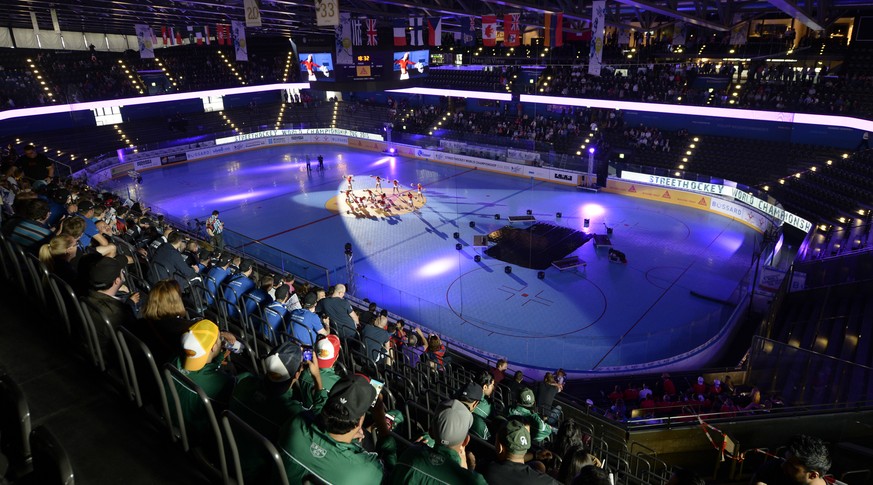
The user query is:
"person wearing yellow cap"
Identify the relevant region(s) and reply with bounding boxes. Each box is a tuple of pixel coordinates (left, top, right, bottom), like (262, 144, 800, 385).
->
(171, 319, 235, 443)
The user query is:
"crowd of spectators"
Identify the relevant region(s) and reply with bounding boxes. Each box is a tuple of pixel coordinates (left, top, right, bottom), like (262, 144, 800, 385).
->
(34, 50, 139, 104)
(597, 373, 784, 423)
(0, 62, 47, 109)
(1, 135, 854, 485)
(537, 61, 854, 114)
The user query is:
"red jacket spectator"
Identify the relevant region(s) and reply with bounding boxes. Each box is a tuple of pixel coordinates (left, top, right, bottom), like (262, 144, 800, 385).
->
(490, 359, 508, 385)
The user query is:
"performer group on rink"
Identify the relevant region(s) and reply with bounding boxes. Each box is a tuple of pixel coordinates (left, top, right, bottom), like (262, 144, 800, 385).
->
(340, 173, 425, 216)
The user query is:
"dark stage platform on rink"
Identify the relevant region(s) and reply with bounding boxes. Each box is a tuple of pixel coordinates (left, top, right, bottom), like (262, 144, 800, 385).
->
(484, 223, 593, 270)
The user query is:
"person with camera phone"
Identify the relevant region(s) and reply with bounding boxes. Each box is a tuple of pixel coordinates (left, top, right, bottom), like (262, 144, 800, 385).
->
(231, 340, 325, 447)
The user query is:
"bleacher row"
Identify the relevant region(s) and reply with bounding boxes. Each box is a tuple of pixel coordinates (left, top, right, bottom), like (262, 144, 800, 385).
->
(0, 44, 290, 110)
(764, 279, 873, 405)
(0, 211, 694, 485)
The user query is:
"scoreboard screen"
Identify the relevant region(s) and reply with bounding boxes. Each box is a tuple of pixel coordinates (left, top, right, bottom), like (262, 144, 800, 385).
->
(339, 54, 386, 82)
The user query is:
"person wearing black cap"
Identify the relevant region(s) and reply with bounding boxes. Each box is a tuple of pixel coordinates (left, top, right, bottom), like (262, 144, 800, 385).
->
(279, 374, 396, 485)
(231, 341, 326, 481)
(392, 399, 487, 485)
(484, 417, 560, 484)
(148, 231, 199, 289)
(82, 255, 138, 355)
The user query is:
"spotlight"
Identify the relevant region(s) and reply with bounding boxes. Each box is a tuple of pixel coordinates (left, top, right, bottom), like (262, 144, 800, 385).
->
(537, 271, 545, 279)
(526, 209, 532, 215)
(584, 219, 590, 228)
(469, 221, 476, 228)
(453, 232, 460, 239)
(474, 255, 481, 262)
(495, 214, 500, 220)
(504, 266, 512, 274)
(556, 212, 562, 218)
(388, 148, 396, 154)
(455, 243, 462, 250)
(344, 243, 353, 255)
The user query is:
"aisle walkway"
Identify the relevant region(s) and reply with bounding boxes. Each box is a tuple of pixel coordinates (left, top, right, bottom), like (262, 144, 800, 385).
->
(0, 297, 209, 485)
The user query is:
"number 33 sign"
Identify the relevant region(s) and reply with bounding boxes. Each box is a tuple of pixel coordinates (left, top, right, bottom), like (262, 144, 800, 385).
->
(315, 0, 339, 26)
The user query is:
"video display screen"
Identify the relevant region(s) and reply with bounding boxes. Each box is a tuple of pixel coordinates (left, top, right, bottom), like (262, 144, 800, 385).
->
(392, 49, 429, 81)
(299, 52, 335, 82)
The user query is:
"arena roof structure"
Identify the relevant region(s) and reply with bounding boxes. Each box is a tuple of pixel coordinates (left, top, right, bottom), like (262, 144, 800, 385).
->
(2, 0, 870, 40)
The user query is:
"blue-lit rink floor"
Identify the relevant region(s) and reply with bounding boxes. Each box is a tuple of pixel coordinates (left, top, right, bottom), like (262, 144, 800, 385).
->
(113, 145, 760, 373)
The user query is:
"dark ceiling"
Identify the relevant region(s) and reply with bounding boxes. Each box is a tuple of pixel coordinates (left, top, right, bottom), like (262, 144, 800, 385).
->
(1, 0, 868, 41)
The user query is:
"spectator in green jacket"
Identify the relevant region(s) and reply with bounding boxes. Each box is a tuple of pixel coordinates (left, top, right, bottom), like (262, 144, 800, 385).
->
(392, 399, 487, 485)
(470, 371, 496, 441)
(230, 340, 325, 482)
(170, 319, 236, 444)
(508, 387, 554, 444)
(279, 374, 396, 485)
(298, 334, 342, 411)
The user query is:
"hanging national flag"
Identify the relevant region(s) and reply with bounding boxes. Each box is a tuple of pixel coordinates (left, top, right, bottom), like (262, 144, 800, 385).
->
(161, 26, 169, 45)
(366, 18, 378, 46)
(503, 13, 520, 46)
(409, 17, 424, 46)
(544, 12, 563, 47)
(482, 15, 496, 47)
(135, 24, 155, 59)
(462, 17, 476, 46)
(351, 18, 363, 46)
(427, 17, 442, 46)
(231, 20, 248, 61)
(393, 18, 407, 46)
(186, 25, 211, 45)
(216, 24, 231, 45)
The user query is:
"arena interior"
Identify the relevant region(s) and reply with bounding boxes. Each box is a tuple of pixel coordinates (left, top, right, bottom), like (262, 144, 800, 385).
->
(1, 0, 873, 484)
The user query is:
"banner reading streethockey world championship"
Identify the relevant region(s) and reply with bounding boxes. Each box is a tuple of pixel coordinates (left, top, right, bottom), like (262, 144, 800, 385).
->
(588, 1, 605, 76)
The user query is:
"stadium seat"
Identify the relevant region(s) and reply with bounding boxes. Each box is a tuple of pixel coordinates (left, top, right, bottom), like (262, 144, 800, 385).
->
(29, 426, 74, 485)
(221, 410, 289, 485)
(116, 327, 176, 443)
(0, 370, 32, 479)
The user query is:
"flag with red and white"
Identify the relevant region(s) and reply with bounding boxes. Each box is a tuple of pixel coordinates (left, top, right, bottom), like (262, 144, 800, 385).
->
(503, 13, 520, 46)
(366, 18, 378, 46)
(393, 18, 407, 46)
(216, 24, 231, 45)
(482, 15, 496, 46)
(427, 17, 442, 46)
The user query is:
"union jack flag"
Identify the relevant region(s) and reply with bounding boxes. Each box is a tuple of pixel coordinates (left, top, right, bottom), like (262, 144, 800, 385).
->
(366, 18, 378, 46)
